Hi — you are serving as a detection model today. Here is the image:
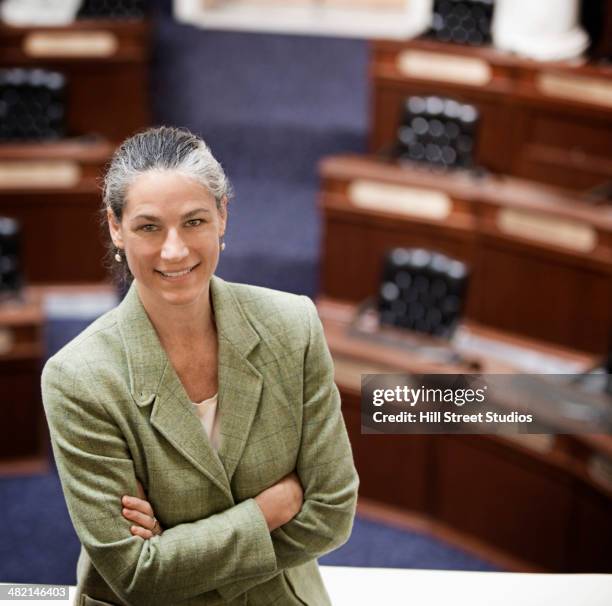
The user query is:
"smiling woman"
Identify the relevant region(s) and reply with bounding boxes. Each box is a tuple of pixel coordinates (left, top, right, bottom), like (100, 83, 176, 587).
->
(41, 126, 359, 606)
(108, 170, 226, 309)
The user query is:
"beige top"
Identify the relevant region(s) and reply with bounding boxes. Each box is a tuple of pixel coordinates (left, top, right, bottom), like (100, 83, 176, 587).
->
(192, 393, 221, 451)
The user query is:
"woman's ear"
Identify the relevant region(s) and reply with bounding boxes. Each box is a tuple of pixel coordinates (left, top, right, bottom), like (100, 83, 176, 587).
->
(107, 207, 124, 249)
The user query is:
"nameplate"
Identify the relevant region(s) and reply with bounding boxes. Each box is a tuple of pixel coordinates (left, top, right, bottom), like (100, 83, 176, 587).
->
(537, 73, 612, 109)
(23, 31, 119, 58)
(0, 329, 13, 356)
(497, 208, 596, 253)
(397, 50, 492, 86)
(348, 180, 451, 220)
(0, 161, 81, 189)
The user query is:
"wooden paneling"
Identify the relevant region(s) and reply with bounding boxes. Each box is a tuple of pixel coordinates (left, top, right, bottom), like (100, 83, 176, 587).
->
(476, 244, 612, 352)
(572, 490, 612, 572)
(0, 357, 44, 459)
(432, 436, 573, 570)
(343, 388, 431, 511)
(1, 191, 107, 282)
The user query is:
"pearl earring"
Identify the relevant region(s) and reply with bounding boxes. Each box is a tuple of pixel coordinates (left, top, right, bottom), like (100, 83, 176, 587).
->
(221, 241, 226, 251)
(114, 250, 122, 262)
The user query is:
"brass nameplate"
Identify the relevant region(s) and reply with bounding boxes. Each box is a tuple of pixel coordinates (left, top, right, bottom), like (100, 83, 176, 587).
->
(497, 208, 596, 253)
(0, 328, 13, 355)
(0, 161, 81, 189)
(24, 31, 119, 58)
(397, 50, 492, 86)
(348, 180, 451, 220)
(538, 73, 612, 109)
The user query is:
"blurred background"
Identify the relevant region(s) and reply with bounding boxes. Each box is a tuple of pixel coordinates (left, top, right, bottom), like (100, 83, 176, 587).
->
(0, 0, 611, 587)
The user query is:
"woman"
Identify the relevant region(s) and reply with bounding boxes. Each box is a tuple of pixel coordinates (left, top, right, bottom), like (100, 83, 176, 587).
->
(42, 126, 359, 606)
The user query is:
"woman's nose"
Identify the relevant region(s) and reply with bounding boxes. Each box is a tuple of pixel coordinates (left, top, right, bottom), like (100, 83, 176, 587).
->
(160, 229, 188, 261)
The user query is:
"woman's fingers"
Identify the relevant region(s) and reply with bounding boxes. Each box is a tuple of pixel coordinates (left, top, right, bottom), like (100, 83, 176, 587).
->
(122, 507, 156, 530)
(122, 495, 154, 517)
(121, 486, 162, 538)
(130, 525, 153, 540)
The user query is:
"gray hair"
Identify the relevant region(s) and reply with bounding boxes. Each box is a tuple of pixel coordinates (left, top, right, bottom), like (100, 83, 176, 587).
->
(101, 126, 232, 285)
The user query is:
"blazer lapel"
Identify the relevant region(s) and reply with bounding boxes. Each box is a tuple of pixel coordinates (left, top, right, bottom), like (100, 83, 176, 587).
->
(116, 283, 232, 499)
(150, 363, 231, 497)
(210, 276, 263, 483)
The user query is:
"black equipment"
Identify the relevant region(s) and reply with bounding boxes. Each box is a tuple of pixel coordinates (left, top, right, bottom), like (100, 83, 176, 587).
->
(77, 0, 147, 19)
(428, 0, 495, 46)
(395, 95, 479, 170)
(581, 0, 612, 61)
(0, 68, 66, 141)
(377, 248, 470, 338)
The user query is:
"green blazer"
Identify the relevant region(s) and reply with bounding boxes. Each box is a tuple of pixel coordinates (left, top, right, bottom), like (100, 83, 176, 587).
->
(42, 276, 359, 606)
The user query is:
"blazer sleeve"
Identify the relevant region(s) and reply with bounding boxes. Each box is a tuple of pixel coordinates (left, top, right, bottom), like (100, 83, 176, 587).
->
(41, 356, 277, 606)
(217, 296, 360, 602)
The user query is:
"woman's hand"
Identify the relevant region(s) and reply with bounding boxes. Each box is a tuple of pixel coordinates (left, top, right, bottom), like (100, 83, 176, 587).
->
(254, 472, 304, 532)
(122, 481, 163, 539)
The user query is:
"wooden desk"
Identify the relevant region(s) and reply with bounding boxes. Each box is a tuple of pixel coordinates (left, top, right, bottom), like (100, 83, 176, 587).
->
(0, 139, 113, 283)
(319, 155, 612, 353)
(370, 37, 612, 190)
(0, 19, 151, 142)
(0, 283, 114, 474)
(318, 297, 612, 572)
(0, 291, 45, 473)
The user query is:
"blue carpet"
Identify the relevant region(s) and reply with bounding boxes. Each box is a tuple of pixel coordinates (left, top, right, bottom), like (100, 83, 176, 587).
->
(320, 516, 500, 571)
(0, 471, 80, 585)
(216, 177, 320, 296)
(151, 22, 369, 182)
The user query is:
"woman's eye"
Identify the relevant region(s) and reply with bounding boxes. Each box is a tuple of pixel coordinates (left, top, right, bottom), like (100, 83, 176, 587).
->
(139, 224, 158, 232)
(186, 219, 203, 227)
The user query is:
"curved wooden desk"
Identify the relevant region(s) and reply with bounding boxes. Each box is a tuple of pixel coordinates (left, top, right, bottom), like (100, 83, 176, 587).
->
(317, 297, 612, 572)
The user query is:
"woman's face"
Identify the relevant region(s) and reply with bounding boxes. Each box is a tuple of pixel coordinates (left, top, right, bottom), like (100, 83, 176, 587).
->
(108, 170, 226, 309)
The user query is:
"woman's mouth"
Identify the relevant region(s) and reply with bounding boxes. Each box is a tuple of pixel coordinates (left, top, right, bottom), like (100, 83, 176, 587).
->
(155, 263, 199, 279)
